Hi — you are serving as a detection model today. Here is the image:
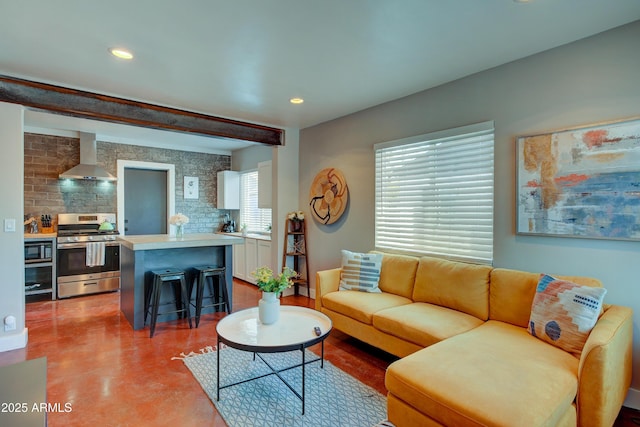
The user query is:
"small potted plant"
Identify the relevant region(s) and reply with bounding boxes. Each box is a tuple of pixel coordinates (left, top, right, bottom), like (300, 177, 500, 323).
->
(252, 266, 296, 324)
(169, 213, 189, 238)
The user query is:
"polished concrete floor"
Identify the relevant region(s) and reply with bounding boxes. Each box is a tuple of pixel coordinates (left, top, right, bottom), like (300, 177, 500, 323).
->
(0, 281, 393, 426)
(1, 280, 637, 426)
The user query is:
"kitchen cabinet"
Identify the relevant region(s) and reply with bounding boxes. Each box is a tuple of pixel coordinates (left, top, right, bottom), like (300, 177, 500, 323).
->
(232, 239, 246, 281)
(257, 239, 272, 272)
(245, 238, 257, 283)
(231, 235, 272, 285)
(24, 236, 56, 300)
(257, 160, 272, 209)
(217, 170, 240, 210)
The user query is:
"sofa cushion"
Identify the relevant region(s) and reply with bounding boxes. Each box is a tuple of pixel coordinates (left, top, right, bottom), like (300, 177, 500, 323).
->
(371, 251, 419, 299)
(373, 302, 483, 348)
(339, 250, 383, 292)
(490, 268, 604, 328)
(386, 321, 579, 427)
(528, 274, 607, 354)
(412, 256, 491, 320)
(321, 290, 412, 325)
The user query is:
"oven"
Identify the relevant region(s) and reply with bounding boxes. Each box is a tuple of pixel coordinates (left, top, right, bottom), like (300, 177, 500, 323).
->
(56, 213, 121, 298)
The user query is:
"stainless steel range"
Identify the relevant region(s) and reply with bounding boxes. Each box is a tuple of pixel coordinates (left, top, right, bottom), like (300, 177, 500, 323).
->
(57, 213, 120, 298)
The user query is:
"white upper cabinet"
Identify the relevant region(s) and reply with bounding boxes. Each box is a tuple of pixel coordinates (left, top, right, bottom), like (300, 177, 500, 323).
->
(217, 170, 240, 209)
(257, 160, 272, 209)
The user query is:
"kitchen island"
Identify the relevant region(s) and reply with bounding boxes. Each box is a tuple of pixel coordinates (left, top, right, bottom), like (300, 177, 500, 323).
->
(119, 233, 243, 331)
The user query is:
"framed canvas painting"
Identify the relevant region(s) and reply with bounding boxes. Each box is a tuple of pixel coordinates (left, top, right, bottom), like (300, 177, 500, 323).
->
(516, 117, 640, 240)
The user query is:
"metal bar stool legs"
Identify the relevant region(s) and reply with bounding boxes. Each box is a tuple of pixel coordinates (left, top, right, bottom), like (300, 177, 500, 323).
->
(191, 266, 230, 327)
(146, 268, 192, 338)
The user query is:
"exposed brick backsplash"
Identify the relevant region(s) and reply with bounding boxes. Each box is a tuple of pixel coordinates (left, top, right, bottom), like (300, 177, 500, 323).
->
(24, 133, 232, 233)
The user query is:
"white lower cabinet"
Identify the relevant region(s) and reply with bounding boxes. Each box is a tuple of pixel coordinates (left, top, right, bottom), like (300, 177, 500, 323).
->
(233, 236, 272, 285)
(245, 238, 258, 283)
(233, 239, 246, 281)
(257, 240, 272, 275)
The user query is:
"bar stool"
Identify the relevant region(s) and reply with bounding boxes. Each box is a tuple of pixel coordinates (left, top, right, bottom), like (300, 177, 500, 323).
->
(190, 266, 230, 327)
(145, 268, 192, 338)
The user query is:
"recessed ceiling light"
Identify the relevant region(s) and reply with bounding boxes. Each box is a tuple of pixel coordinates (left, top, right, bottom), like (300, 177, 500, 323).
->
(109, 48, 134, 60)
(289, 97, 304, 105)
(513, 0, 533, 3)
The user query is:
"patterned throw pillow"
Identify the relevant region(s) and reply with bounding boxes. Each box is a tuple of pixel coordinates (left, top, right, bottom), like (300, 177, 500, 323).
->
(528, 274, 607, 354)
(339, 250, 383, 293)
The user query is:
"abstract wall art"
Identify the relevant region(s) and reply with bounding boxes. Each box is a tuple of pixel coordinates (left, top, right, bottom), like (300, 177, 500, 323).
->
(309, 168, 349, 225)
(517, 118, 640, 240)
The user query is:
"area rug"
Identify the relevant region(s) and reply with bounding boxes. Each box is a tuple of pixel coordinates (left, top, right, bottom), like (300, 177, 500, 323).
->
(175, 346, 387, 426)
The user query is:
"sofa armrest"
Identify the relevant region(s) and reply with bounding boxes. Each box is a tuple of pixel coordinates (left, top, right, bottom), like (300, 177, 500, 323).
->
(315, 268, 342, 311)
(577, 305, 633, 427)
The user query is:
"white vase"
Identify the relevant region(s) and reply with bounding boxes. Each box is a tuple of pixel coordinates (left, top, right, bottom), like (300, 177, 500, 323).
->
(258, 291, 280, 325)
(176, 224, 184, 238)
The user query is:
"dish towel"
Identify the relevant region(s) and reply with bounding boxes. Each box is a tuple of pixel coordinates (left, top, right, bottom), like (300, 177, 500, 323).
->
(86, 242, 106, 267)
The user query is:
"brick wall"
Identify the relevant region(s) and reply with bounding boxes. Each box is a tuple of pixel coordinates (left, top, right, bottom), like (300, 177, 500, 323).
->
(24, 133, 231, 233)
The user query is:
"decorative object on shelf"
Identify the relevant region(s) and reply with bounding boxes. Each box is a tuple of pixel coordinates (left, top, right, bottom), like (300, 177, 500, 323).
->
(517, 117, 640, 240)
(252, 266, 296, 325)
(184, 176, 199, 199)
(309, 168, 349, 225)
(170, 213, 190, 238)
(288, 210, 305, 232)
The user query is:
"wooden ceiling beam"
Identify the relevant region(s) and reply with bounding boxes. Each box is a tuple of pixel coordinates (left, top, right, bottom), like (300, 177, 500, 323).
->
(0, 75, 284, 146)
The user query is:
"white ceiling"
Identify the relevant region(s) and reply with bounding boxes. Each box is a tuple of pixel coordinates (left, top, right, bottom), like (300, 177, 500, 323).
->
(1, 1, 640, 152)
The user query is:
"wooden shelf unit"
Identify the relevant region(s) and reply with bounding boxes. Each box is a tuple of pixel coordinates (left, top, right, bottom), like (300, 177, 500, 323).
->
(282, 218, 309, 297)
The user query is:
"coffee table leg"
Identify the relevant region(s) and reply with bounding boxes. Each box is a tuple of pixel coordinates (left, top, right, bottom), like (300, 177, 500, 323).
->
(301, 346, 306, 415)
(321, 340, 325, 369)
(216, 335, 220, 401)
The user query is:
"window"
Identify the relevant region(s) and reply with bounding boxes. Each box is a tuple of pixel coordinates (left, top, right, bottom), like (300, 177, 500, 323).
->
(374, 121, 494, 264)
(240, 170, 271, 233)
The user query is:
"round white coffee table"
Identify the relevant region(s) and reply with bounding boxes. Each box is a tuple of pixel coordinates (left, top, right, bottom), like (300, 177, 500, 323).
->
(215, 306, 332, 415)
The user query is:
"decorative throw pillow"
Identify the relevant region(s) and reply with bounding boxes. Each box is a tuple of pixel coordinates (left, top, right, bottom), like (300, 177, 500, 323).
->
(528, 274, 607, 354)
(339, 250, 383, 292)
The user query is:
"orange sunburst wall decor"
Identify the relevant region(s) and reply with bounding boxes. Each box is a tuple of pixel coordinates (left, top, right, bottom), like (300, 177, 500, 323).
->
(309, 168, 349, 225)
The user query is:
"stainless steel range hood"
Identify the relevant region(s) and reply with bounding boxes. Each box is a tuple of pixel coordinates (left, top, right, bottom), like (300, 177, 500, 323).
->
(59, 132, 117, 181)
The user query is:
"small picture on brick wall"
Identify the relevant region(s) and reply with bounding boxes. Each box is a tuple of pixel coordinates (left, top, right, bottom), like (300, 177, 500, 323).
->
(184, 176, 199, 199)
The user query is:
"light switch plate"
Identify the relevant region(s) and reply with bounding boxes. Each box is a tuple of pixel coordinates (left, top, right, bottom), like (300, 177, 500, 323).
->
(4, 218, 16, 232)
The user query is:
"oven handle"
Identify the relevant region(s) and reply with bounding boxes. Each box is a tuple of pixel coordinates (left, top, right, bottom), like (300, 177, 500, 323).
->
(57, 242, 120, 249)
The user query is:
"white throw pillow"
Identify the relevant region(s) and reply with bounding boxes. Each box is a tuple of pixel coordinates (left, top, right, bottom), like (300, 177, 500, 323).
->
(339, 250, 383, 293)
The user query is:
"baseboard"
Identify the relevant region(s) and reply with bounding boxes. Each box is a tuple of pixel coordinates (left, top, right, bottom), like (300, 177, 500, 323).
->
(282, 287, 316, 299)
(0, 328, 28, 352)
(624, 387, 640, 410)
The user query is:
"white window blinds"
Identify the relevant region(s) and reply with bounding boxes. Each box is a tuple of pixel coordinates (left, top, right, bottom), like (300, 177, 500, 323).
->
(240, 170, 271, 233)
(374, 121, 494, 264)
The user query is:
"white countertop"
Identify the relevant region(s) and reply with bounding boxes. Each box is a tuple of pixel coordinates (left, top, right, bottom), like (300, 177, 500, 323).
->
(118, 233, 244, 251)
(217, 231, 272, 241)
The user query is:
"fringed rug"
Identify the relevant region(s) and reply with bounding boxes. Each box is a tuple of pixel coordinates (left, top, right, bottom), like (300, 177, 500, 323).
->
(175, 346, 387, 426)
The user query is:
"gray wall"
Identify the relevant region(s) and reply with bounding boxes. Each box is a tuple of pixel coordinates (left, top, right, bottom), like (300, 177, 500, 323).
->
(232, 144, 272, 171)
(299, 21, 640, 401)
(0, 102, 26, 351)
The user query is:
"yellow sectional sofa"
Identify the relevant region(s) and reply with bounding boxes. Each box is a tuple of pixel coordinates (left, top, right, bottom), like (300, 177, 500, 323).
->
(315, 252, 633, 427)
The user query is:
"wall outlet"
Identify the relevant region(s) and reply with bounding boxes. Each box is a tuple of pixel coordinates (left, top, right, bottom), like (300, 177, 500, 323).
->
(4, 315, 17, 332)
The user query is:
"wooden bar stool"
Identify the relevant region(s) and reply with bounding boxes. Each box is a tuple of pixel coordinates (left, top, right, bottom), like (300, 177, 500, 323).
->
(145, 268, 192, 338)
(190, 266, 230, 327)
